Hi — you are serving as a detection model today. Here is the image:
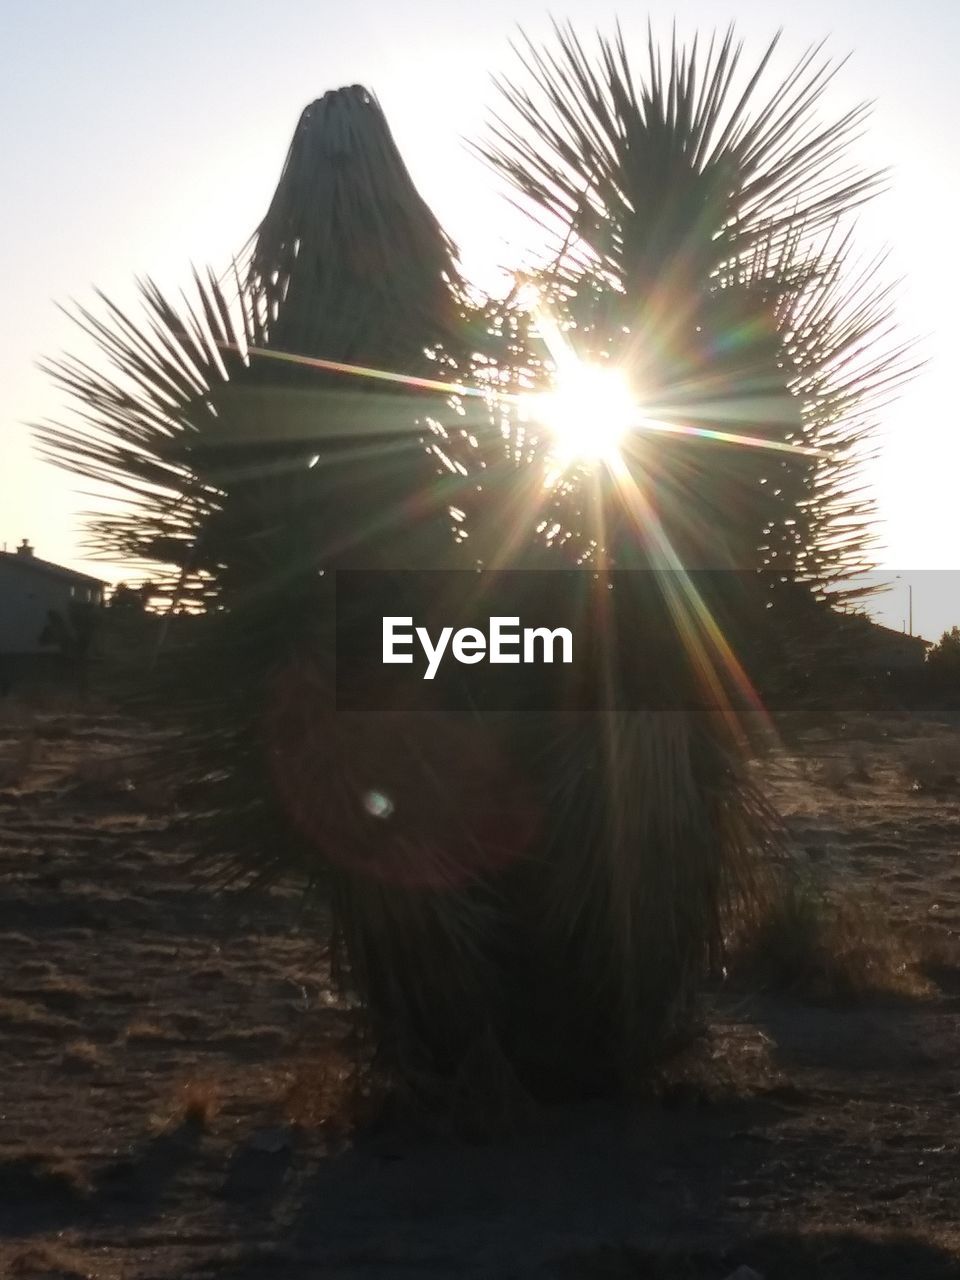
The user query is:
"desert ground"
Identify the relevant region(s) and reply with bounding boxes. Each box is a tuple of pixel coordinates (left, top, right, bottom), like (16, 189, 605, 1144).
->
(1, 695, 960, 1278)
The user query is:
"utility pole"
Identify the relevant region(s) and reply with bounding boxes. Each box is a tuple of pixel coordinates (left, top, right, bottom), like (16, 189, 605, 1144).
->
(895, 575, 914, 636)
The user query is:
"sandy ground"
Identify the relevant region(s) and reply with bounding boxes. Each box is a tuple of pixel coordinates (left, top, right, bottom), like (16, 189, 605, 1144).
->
(1, 699, 960, 1278)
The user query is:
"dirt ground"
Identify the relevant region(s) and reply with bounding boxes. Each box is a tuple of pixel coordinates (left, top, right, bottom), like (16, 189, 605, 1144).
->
(1, 698, 960, 1278)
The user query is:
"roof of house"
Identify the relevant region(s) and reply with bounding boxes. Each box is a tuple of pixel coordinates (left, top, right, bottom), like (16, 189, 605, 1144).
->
(840, 611, 930, 649)
(868, 622, 930, 649)
(0, 547, 106, 588)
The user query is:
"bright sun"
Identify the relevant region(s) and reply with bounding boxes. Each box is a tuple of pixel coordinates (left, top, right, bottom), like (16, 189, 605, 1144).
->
(530, 364, 637, 466)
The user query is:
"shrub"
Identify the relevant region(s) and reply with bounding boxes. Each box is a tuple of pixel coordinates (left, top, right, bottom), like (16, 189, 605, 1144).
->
(730, 875, 927, 1001)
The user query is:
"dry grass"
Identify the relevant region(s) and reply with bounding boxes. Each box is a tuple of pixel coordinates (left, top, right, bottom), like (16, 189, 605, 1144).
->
(66, 751, 135, 798)
(131, 776, 177, 813)
(902, 737, 960, 793)
(848, 743, 872, 783)
(8, 1242, 93, 1278)
(730, 876, 930, 1002)
(17, 959, 61, 979)
(123, 1018, 175, 1044)
(0, 996, 75, 1035)
(817, 747, 872, 790)
(60, 1039, 105, 1071)
(19, 973, 100, 1013)
(66, 747, 175, 812)
(912, 929, 960, 995)
(653, 1022, 786, 1108)
(152, 1076, 222, 1134)
(0, 729, 39, 789)
(0, 1150, 88, 1205)
(279, 1033, 533, 1144)
(282, 1046, 363, 1133)
(0, 931, 39, 949)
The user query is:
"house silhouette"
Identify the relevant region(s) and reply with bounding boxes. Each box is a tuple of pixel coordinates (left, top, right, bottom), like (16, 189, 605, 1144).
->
(0, 540, 106, 656)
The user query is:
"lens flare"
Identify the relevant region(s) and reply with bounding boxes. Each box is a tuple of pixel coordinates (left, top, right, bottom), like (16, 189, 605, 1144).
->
(362, 788, 395, 819)
(528, 364, 637, 466)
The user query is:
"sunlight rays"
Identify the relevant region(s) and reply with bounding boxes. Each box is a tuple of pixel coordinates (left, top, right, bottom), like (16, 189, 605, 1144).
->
(218, 340, 486, 401)
(524, 365, 636, 467)
(605, 450, 777, 749)
(217, 323, 828, 484)
(213, 308, 810, 748)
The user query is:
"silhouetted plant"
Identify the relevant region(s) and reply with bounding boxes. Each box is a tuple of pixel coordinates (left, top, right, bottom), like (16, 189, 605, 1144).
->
(36, 28, 909, 1111)
(476, 24, 914, 589)
(927, 627, 960, 686)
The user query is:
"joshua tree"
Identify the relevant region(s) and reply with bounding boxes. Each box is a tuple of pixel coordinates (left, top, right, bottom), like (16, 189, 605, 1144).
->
(36, 29, 909, 1110)
(478, 25, 912, 583)
(37, 86, 523, 1097)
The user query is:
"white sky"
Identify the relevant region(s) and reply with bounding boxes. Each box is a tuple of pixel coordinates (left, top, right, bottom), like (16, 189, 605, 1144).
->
(1, 0, 958, 638)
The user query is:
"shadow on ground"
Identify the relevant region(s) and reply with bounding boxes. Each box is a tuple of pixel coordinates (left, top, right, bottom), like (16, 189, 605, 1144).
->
(193, 1230, 960, 1279)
